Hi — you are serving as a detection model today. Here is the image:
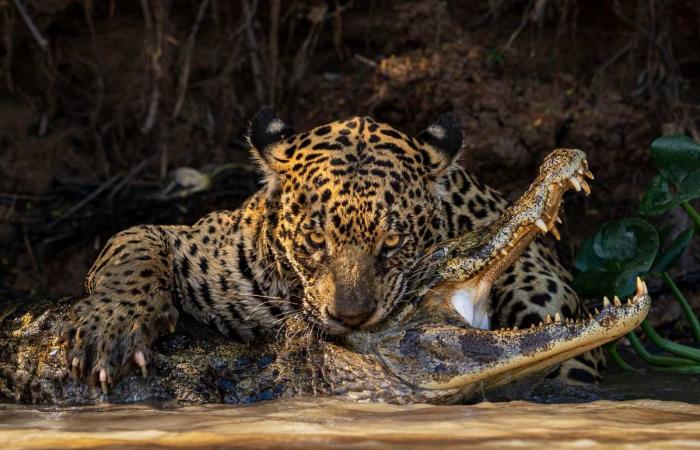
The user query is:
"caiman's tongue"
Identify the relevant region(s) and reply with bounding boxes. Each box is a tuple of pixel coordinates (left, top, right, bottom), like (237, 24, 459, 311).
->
(410, 148, 594, 329)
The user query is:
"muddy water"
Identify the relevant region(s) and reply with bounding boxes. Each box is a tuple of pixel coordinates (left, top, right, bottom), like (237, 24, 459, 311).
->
(1, 372, 700, 450)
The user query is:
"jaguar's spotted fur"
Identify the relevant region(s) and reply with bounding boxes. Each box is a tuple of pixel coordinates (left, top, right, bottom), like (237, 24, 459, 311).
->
(61, 110, 603, 390)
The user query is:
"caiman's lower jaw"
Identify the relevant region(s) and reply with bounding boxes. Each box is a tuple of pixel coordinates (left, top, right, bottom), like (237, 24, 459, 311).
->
(430, 150, 594, 330)
(415, 278, 651, 392)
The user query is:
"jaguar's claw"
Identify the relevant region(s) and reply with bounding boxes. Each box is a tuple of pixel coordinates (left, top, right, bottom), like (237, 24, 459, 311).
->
(134, 351, 148, 378)
(71, 357, 80, 381)
(99, 368, 109, 395)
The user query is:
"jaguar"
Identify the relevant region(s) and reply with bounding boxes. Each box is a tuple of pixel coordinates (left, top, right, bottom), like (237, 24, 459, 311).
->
(60, 110, 603, 393)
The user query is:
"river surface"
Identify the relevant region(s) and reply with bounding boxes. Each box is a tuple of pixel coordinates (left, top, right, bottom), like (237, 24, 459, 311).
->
(1, 370, 700, 450)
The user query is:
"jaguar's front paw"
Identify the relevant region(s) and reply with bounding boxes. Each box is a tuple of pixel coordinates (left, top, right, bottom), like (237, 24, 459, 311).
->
(59, 292, 178, 393)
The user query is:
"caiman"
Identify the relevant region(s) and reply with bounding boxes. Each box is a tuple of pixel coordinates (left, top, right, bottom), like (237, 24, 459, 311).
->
(0, 149, 650, 405)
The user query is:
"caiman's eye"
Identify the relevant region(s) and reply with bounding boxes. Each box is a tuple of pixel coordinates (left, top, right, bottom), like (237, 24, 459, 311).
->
(382, 234, 404, 252)
(306, 231, 326, 249)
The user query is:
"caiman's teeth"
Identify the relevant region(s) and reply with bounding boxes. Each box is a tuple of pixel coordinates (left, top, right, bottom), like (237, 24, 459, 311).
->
(500, 249, 508, 256)
(636, 277, 648, 295)
(545, 314, 553, 324)
(554, 312, 561, 322)
(584, 169, 594, 180)
(594, 307, 600, 315)
(555, 215, 563, 224)
(550, 225, 561, 241)
(603, 296, 610, 307)
(535, 218, 548, 233)
(513, 326, 518, 331)
(627, 298, 633, 305)
(577, 167, 584, 175)
(613, 296, 622, 307)
(588, 312, 593, 319)
(580, 179, 591, 195)
(569, 177, 582, 192)
(531, 324, 536, 329)
(538, 321, 544, 327)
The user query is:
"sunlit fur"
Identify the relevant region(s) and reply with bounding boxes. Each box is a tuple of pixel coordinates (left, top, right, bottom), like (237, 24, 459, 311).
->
(258, 117, 458, 335)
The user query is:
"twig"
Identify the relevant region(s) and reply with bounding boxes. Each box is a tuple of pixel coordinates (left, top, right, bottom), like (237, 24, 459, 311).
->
(172, 0, 211, 119)
(0, 193, 51, 200)
(353, 54, 377, 68)
(22, 225, 42, 285)
(140, 0, 163, 133)
(47, 172, 122, 228)
(502, 0, 534, 51)
(106, 157, 154, 202)
(242, 0, 266, 105)
(594, 40, 635, 80)
(2, 7, 15, 92)
(1, 196, 17, 223)
(268, 0, 280, 106)
(11, 0, 48, 51)
(289, 4, 327, 91)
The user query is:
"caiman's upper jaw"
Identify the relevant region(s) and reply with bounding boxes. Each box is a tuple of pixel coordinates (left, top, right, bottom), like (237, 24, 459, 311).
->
(414, 149, 594, 329)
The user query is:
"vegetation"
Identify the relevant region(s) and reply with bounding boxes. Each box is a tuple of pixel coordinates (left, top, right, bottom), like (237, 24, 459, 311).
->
(573, 135, 700, 373)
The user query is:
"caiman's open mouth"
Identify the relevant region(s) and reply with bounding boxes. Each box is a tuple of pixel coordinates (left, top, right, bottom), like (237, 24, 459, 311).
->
(415, 149, 594, 330)
(373, 277, 650, 394)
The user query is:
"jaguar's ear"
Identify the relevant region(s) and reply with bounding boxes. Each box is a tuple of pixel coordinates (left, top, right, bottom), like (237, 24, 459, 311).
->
(248, 108, 296, 176)
(418, 113, 463, 174)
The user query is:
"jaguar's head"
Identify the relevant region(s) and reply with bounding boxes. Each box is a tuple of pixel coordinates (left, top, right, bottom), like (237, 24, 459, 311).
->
(249, 110, 463, 335)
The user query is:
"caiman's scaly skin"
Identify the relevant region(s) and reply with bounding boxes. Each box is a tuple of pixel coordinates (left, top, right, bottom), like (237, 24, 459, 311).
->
(0, 149, 650, 405)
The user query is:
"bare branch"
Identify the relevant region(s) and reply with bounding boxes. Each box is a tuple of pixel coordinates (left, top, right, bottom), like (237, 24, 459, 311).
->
(11, 0, 48, 51)
(242, 0, 266, 105)
(268, 0, 280, 106)
(140, 0, 164, 133)
(172, 0, 211, 119)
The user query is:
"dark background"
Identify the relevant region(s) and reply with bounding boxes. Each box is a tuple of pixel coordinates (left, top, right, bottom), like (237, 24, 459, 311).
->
(1, 0, 698, 336)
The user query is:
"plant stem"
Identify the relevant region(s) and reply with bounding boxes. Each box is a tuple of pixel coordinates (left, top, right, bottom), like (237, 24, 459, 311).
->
(605, 341, 634, 371)
(626, 331, 698, 366)
(640, 320, 700, 362)
(661, 271, 700, 342)
(651, 365, 700, 374)
(681, 201, 700, 230)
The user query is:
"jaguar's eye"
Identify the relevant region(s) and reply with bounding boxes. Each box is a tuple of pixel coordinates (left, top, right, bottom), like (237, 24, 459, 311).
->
(306, 231, 326, 249)
(382, 234, 404, 251)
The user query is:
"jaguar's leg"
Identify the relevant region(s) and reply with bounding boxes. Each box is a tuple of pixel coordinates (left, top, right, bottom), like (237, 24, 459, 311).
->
(60, 225, 179, 392)
(490, 244, 605, 385)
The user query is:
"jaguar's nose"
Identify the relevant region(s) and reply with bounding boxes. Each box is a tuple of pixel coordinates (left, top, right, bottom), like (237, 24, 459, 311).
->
(327, 304, 375, 328)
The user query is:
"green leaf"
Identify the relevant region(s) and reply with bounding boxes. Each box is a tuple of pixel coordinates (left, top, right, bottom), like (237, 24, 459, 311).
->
(651, 135, 700, 186)
(640, 135, 700, 211)
(652, 227, 694, 273)
(678, 169, 700, 201)
(640, 135, 700, 215)
(573, 218, 659, 298)
(638, 175, 682, 216)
